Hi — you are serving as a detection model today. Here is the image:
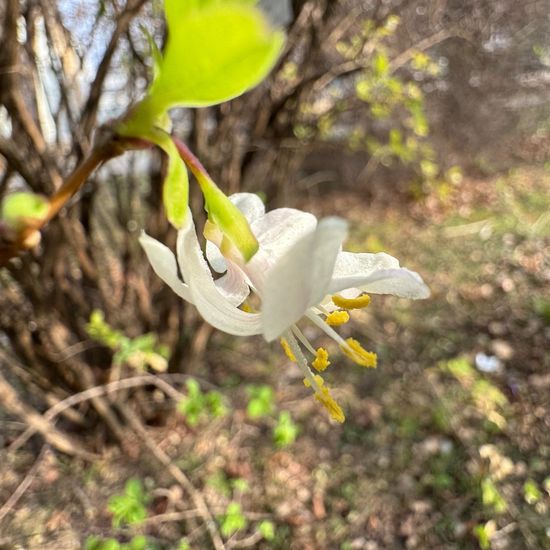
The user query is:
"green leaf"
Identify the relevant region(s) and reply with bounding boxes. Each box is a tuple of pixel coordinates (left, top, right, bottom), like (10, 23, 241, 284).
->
(258, 520, 275, 541)
(273, 411, 299, 448)
(147, 1, 284, 113)
(220, 502, 247, 537)
(107, 478, 148, 528)
(523, 479, 542, 504)
(1, 192, 49, 230)
(142, 128, 189, 228)
(246, 385, 274, 419)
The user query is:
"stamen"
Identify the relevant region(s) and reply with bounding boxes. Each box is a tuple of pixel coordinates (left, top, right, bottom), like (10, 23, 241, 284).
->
(284, 331, 321, 393)
(280, 338, 296, 362)
(306, 311, 348, 347)
(325, 310, 350, 326)
(340, 338, 377, 368)
(332, 293, 371, 310)
(312, 348, 330, 372)
(291, 325, 316, 356)
(303, 374, 324, 388)
(304, 376, 345, 423)
(315, 385, 345, 423)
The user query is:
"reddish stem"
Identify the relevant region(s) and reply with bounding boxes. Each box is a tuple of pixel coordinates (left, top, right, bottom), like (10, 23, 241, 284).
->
(172, 136, 214, 185)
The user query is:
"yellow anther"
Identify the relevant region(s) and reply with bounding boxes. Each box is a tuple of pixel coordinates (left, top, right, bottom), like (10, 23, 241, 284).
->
(325, 310, 350, 326)
(315, 386, 345, 423)
(303, 374, 324, 388)
(331, 293, 371, 310)
(340, 338, 377, 368)
(240, 302, 254, 313)
(280, 338, 296, 362)
(312, 348, 330, 372)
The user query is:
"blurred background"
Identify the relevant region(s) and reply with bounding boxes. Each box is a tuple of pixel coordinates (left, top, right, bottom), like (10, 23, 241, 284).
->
(0, 0, 548, 548)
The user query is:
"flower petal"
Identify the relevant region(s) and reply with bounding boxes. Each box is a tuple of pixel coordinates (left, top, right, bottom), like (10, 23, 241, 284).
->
(328, 251, 429, 299)
(214, 263, 250, 306)
(176, 211, 263, 336)
(251, 207, 317, 261)
(333, 267, 430, 299)
(262, 217, 348, 341)
(229, 192, 266, 223)
(206, 240, 227, 273)
(139, 232, 193, 302)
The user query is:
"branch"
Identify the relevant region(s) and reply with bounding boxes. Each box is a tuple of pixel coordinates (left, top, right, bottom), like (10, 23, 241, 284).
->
(0, 0, 62, 190)
(0, 371, 95, 459)
(0, 136, 41, 190)
(0, 446, 48, 526)
(119, 405, 226, 550)
(80, 0, 148, 138)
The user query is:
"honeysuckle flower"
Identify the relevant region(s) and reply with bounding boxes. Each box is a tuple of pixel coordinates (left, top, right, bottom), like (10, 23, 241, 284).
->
(140, 194, 429, 422)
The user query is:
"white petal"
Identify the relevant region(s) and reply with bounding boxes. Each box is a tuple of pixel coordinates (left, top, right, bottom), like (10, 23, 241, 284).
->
(176, 212, 263, 336)
(229, 192, 265, 223)
(251, 208, 317, 261)
(214, 263, 250, 306)
(262, 217, 348, 341)
(331, 251, 400, 283)
(328, 251, 429, 299)
(338, 267, 430, 299)
(139, 232, 193, 303)
(206, 240, 227, 273)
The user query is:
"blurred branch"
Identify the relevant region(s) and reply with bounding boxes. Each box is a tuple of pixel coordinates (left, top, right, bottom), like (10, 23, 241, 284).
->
(80, 0, 148, 139)
(0, 0, 61, 190)
(0, 370, 95, 459)
(0, 446, 48, 526)
(0, 136, 40, 190)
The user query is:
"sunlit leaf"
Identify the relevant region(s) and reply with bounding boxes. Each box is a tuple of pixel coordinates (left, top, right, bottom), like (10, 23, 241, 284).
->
(149, 1, 284, 112)
(1, 192, 49, 230)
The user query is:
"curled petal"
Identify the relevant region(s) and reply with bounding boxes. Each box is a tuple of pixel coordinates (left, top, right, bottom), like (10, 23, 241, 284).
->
(176, 211, 263, 336)
(206, 240, 227, 273)
(262, 217, 348, 341)
(214, 263, 250, 306)
(335, 267, 430, 299)
(328, 251, 429, 299)
(139, 232, 193, 302)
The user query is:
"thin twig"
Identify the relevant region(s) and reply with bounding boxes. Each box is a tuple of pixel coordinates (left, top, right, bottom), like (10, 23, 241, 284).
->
(0, 446, 48, 525)
(9, 374, 185, 452)
(118, 405, 226, 550)
(0, 371, 95, 459)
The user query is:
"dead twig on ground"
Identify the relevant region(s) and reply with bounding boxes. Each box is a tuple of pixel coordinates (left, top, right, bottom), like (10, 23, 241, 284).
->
(0, 445, 48, 525)
(9, 374, 185, 452)
(0, 371, 95, 459)
(118, 404, 226, 550)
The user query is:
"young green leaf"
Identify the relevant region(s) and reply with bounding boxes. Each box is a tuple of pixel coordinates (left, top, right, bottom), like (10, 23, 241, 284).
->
(219, 502, 247, 537)
(273, 411, 299, 447)
(141, 128, 189, 228)
(122, 0, 284, 133)
(1, 192, 49, 230)
(152, 1, 284, 109)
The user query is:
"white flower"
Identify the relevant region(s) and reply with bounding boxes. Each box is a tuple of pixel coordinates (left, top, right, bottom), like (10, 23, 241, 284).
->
(140, 193, 429, 422)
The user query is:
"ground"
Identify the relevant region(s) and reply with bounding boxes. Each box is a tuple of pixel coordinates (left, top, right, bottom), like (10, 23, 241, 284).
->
(0, 166, 549, 549)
